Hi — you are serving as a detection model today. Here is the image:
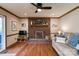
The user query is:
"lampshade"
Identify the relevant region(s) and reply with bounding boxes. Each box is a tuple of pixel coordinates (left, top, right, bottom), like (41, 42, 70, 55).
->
(58, 30, 62, 35)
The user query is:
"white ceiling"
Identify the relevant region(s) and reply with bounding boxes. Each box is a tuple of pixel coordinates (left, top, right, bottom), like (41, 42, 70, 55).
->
(0, 3, 79, 17)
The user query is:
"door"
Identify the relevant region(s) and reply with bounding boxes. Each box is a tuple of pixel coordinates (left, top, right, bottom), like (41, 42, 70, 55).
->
(0, 15, 6, 52)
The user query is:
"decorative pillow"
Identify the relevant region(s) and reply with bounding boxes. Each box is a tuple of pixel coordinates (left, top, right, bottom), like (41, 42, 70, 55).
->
(75, 44, 79, 50)
(55, 37, 66, 43)
(65, 34, 72, 44)
(68, 33, 79, 48)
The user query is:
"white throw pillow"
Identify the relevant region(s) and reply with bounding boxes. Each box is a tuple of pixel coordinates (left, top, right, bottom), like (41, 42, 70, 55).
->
(55, 37, 66, 43)
(76, 44, 79, 50)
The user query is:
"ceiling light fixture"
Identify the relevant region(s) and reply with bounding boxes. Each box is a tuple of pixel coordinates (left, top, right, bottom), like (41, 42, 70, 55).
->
(35, 8, 42, 13)
(37, 8, 42, 12)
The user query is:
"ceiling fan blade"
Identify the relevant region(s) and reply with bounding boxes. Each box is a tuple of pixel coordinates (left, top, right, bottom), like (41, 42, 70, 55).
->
(41, 7, 52, 9)
(35, 10, 38, 13)
(31, 3, 43, 8)
(31, 3, 38, 8)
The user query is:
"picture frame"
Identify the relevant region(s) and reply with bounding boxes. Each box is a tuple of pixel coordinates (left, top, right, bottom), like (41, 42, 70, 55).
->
(11, 21, 17, 31)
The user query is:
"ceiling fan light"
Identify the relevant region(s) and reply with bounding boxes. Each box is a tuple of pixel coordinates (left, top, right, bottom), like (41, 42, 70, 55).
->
(37, 8, 42, 12)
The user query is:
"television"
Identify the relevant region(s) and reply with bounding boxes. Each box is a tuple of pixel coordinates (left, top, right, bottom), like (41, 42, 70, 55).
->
(19, 31, 27, 35)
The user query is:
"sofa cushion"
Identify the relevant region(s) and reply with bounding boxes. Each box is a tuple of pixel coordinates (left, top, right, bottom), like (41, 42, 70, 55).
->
(68, 33, 79, 48)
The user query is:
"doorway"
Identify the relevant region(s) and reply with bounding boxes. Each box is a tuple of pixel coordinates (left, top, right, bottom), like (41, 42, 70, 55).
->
(0, 15, 6, 52)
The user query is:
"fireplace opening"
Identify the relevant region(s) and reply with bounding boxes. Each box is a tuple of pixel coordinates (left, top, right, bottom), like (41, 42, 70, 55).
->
(35, 31, 44, 39)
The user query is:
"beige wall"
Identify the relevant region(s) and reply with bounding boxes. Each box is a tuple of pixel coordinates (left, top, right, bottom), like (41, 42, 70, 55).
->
(0, 8, 20, 47)
(60, 8, 79, 33)
(19, 19, 28, 33)
(50, 18, 60, 38)
(50, 18, 60, 33)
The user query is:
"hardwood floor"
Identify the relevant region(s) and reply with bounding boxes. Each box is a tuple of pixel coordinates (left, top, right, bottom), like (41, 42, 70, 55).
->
(7, 42, 27, 53)
(6, 40, 58, 56)
(16, 44, 58, 56)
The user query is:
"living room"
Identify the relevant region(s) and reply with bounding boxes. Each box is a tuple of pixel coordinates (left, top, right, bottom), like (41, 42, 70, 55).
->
(0, 3, 79, 56)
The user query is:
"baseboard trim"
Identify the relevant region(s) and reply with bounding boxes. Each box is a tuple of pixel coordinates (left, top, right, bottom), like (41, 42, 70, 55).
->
(52, 47, 59, 56)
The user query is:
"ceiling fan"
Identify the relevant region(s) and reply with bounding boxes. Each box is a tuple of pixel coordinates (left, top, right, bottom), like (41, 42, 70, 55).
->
(31, 3, 52, 13)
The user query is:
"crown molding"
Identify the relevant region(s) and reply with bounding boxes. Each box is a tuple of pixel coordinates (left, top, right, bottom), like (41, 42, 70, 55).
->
(59, 6, 79, 18)
(0, 6, 20, 18)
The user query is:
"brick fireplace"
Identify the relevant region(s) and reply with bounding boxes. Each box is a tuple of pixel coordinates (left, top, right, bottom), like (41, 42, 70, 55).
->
(28, 17, 50, 39)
